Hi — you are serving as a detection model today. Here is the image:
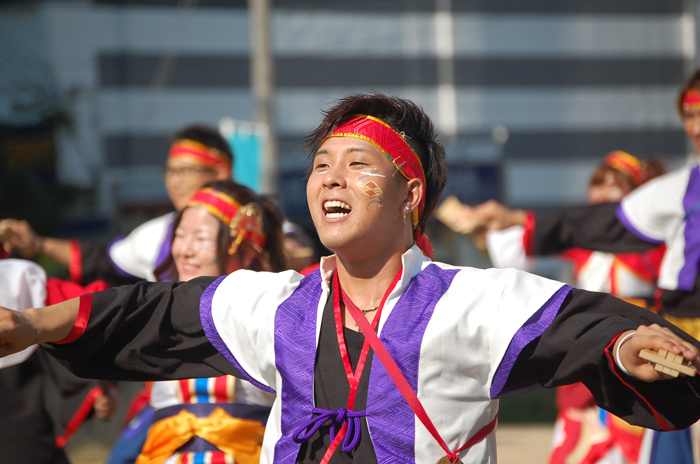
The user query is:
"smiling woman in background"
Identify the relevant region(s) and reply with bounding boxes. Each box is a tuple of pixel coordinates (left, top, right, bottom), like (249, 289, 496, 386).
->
(106, 180, 284, 464)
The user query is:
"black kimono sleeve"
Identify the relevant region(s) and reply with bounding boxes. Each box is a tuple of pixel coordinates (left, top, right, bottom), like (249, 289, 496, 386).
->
(502, 288, 700, 431)
(532, 203, 657, 255)
(42, 278, 240, 382)
(532, 203, 700, 314)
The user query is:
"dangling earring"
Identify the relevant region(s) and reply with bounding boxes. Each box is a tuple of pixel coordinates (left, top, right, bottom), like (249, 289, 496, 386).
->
(402, 206, 409, 225)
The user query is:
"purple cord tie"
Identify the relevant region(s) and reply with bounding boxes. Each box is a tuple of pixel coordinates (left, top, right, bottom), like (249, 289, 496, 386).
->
(292, 407, 367, 452)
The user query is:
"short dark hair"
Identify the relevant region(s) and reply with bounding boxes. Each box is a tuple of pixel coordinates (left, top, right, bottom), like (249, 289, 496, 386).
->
(304, 93, 447, 230)
(171, 124, 234, 166)
(676, 68, 700, 117)
(155, 180, 286, 281)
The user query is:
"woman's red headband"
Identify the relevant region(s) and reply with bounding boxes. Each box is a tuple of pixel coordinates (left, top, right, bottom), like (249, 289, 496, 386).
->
(186, 188, 266, 254)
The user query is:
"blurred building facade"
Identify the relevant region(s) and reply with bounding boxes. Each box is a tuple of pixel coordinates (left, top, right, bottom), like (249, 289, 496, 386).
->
(0, 0, 697, 230)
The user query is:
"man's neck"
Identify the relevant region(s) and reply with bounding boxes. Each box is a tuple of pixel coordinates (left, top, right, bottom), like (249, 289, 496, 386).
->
(334, 248, 407, 310)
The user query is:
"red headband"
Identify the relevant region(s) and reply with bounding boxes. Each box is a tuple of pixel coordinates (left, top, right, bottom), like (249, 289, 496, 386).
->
(683, 90, 700, 111)
(186, 188, 266, 254)
(329, 115, 426, 223)
(328, 114, 434, 258)
(187, 188, 240, 225)
(169, 139, 231, 171)
(603, 151, 644, 187)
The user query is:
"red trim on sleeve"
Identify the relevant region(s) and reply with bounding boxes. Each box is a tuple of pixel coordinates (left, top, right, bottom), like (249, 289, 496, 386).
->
(522, 211, 535, 255)
(605, 332, 674, 431)
(69, 239, 83, 284)
(54, 294, 92, 345)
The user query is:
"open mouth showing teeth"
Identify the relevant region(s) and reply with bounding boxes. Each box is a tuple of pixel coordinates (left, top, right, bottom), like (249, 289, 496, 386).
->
(324, 200, 352, 218)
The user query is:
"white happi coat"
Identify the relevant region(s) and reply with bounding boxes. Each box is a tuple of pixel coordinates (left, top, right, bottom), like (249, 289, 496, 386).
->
(108, 212, 174, 281)
(200, 246, 571, 464)
(486, 226, 657, 298)
(0, 260, 46, 369)
(618, 164, 700, 292)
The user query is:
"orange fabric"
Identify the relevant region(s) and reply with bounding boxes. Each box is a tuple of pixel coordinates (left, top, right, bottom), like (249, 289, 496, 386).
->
(659, 312, 700, 341)
(135, 407, 264, 464)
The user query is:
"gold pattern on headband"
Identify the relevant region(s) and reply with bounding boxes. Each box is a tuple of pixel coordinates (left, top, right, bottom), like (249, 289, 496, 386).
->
(228, 203, 265, 255)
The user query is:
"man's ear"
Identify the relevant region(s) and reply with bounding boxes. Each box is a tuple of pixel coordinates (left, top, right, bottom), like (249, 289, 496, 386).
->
(404, 178, 424, 215)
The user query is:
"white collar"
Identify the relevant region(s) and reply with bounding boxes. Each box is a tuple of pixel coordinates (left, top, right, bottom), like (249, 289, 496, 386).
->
(318, 245, 431, 293)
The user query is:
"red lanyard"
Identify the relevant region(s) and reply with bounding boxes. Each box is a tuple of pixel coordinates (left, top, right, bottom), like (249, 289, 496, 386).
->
(320, 270, 401, 463)
(341, 283, 498, 463)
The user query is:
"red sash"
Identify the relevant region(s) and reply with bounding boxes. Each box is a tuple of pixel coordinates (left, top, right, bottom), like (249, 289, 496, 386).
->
(336, 272, 498, 463)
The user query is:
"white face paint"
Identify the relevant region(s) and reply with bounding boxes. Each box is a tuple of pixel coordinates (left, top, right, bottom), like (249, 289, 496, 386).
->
(359, 171, 387, 178)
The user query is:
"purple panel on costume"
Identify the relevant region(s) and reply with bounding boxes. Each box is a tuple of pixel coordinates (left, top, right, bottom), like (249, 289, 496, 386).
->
(679, 166, 700, 291)
(154, 220, 174, 269)
(490, 284, 573, 399)
(199, 275, 275, 394)
(106, 235, 136, 278)
(616, 204, 665, 245)
(273, 270, 324, 464)
(367, 264, 459, 464)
